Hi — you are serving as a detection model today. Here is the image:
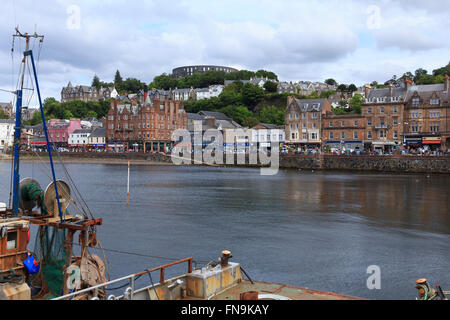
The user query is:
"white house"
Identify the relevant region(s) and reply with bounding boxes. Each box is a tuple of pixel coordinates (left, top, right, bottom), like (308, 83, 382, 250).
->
(195, 85, 224, 100)
(250, 123, 285, 150)
(68, 129, 91, 148)
(0, 120, 15, 150)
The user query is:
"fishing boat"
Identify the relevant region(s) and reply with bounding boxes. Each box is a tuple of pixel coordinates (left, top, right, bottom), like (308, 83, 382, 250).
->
(1, 28, 446, 301)
(0, 28, 104, 300)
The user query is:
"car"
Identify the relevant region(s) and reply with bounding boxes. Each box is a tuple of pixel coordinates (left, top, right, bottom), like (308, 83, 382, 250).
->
(57, 147, 69, 152)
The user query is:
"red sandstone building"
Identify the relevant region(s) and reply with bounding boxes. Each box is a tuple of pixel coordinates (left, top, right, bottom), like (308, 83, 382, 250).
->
(105, 94, 187, 152)
(321, 112, 366, 152)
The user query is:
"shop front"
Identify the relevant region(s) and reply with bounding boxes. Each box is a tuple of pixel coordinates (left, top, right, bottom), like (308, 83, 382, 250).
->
(422, 136, 441, 151)
(324, 140, 363, 153)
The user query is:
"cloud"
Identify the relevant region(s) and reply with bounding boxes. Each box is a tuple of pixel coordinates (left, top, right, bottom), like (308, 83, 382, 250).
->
(0, 0, 449, 102)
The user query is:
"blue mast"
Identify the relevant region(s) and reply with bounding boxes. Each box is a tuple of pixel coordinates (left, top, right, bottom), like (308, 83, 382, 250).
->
(25, 49, 63, 221)
(11, 90, 22, 216)
(11, 29, 63, 221)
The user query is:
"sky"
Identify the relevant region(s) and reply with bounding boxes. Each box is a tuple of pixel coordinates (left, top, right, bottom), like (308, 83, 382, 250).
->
(0, 0, 449, 105)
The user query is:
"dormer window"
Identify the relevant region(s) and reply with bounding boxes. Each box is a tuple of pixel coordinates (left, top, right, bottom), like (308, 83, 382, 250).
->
(412, 98, 420, 107)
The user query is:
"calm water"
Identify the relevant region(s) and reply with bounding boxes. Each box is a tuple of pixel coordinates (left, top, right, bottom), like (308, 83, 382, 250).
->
(0, 160, 449, 300)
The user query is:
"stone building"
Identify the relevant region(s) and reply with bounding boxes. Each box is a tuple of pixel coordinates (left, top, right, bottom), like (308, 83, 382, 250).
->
(285, 97, 331, 149)
(321, 112, 366, 152)
(61, 82, 118, 102)
(402, 75, 450, 151)
(172, 65, 238, 78)
(105, 93, 187, 152)
(362, 83, 406, 153)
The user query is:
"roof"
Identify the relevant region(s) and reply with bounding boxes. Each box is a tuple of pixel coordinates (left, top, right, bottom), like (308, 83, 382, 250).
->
(292, 98, 327, 112)
(198, 111, 230, 120)
(71, 129, 92, 134)
(89, 128, 106, 138)
(367, 87, 406, 99)
(404, 83, 447, 101)
(254, 123, 278, 129)
(187, 113, 206, 120)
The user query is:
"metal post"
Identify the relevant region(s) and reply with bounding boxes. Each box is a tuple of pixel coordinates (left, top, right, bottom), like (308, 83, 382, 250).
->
(126, 160, 130, 205)
(25, 49, 63, 221)
(12, 90, 23, 216)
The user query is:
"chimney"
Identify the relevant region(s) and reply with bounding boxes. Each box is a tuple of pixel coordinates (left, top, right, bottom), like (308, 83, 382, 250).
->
(364, 84, 371, 98)
(445, 74, 449, 91)
(205, 116, 216, 128)
(388, 83, 393, 97)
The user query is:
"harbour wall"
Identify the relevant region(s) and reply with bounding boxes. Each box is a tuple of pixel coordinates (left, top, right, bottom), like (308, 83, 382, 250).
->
(14, 152, 450, 173)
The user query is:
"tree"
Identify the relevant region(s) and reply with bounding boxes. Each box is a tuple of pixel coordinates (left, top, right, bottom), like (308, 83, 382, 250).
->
(347, 84, 358, 94)
(259, 106, 284, 125)
(349, 93, 364, 114)
(92, 75, 101, 90)
(263, 81, 278, 93)
(325, 78, 337, 86)
(114, 70, 123, 89)
(255, 70, 278, 81)
(241, 83, 264, 110)
(0, 109, 8, 119)
(337, 84, 348, 92)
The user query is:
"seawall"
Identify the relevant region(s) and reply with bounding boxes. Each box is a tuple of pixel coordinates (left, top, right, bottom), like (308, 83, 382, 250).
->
(5, 152, 450, 173)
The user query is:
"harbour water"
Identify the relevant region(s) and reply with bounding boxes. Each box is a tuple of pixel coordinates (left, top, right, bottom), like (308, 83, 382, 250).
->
(1, 161, 449, 300)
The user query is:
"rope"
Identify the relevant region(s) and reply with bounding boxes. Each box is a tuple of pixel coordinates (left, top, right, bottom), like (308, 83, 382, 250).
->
(69, 242, 209, 264)
(147, 271, 159, 300)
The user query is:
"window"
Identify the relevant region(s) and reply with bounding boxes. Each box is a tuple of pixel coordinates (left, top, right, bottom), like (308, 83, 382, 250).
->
(341, 121, 345, 127)
(329, 132, 334, 139)
(367, 118, 372, 126)
(393, 131, 398, 139)
(367, 131, 372, 139)
(7, 231, 17, 250)
(302, 133, 307, 139)
(354, 120, 358, 127)
(353, 131, 358, 139)
(302, 123, 306, 129)
(295, 113, 299, 119)
(412, 98, 420, 107)
(430, 123, 440, 132)
(380, 107, 384, 114)
(329, 121, 333, 127)
(430, 99, 439, 105)
(393, 106, 398, 113)
(312, 122, 317, 129)
(430, 111, 440, 119)
(311, 133, 318, 140)
(341, 131, 345, 139)
(393, 117, 398, 125)
(379, 130, 386, 138)
(367, 107, 372, 114)
(311, 113, 318, 119)
(380, 118, 385, 126)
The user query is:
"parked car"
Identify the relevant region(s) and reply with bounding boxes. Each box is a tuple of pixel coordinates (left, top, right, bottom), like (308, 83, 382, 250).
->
(57, 147, 69, 152)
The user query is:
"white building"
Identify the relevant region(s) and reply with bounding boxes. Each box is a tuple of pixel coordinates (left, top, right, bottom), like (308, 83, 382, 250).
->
(250, 123, 285, 150)
(195, 85, 224, 100)
(0, 120, 15, 150)
(68, 129, 91, 148)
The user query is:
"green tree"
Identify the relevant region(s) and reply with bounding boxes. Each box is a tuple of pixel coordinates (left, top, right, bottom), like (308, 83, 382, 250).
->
(263, 81, 278, 93)
(241, 83, 264, 109)
(0, 109, 8, 119)
(242, 117, 260, 128)
(86, 110, 98, 118)
(337, 84, 347, 92)
(259, 105, 284, 125)
(114, 70, 123, 89)
(325, 78, 337, 86)
(92, 75, 101, 90)
(349, 93, 364, 114)
(347, 84, 358, 94)
(255, 70, 278, 81)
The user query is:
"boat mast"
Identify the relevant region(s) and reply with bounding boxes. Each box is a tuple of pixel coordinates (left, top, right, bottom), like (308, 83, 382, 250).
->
(11, 28, 64, 221)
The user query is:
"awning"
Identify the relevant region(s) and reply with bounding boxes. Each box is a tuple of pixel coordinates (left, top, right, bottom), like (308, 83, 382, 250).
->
(422, 137, 441, 144)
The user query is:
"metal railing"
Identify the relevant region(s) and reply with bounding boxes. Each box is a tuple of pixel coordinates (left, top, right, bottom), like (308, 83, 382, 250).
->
(53, 257, 193, 300)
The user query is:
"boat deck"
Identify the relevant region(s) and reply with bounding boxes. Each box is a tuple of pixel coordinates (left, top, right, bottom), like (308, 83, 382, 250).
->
(210, 280, 362, 300)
